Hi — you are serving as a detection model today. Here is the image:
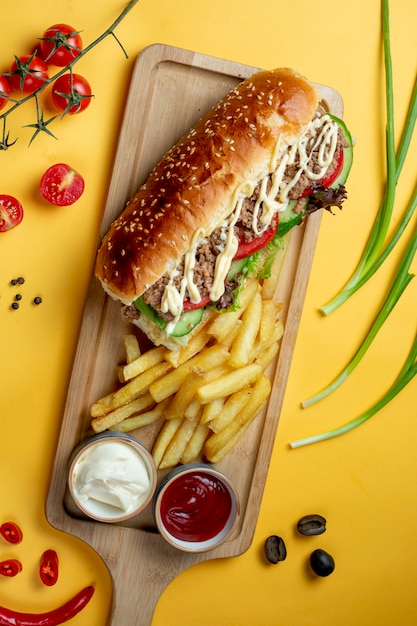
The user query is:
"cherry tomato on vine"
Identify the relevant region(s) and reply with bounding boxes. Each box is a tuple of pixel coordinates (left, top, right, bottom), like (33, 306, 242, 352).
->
(0, 75, 11, 110)
(39, 549, 59, 586)
(40, 163, 85, 206)
(9, 55, 49, 94)
(39, 24, 83, 67)
(0, 195, 24, 232)
(52, 73, 92, 115)
(0, 559, 22, 577)
(0, 522, 23, 544)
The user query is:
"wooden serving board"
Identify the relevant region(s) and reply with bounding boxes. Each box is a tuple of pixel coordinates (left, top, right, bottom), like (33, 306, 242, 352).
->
(45, 44, 344, 625)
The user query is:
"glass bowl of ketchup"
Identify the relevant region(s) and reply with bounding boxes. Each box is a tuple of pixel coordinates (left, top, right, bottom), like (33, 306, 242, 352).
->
(153, 464, 240, 552)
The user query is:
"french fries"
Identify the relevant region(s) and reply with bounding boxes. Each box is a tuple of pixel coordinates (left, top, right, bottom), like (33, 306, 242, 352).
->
(89, 274, 286, 468)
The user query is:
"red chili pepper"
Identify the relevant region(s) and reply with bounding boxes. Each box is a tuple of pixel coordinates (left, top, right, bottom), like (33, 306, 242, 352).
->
(39, 549, 59, 586)
(0, 522, 23, 544)
(0, 559, 22, 577)
(0, 585, 94, 626)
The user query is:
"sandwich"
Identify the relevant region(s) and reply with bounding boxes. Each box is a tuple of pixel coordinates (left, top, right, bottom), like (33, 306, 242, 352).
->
(95, 67, 353, 350)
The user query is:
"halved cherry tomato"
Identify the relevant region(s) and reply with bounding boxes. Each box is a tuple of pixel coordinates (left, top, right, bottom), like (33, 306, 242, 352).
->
(0, 522, 23, 544)
(40, 549, 59, 586)
(0, 195, 24, 232)
(39, 24, 83, 66)
(9, 54, 49, 94)
(233, 212, 279, 260)
(0, 75, 11, 111)
(0, 559, 22, 577)
(182, 293, 211, 312)
(52, 73, 92, 115)
(40, 163, 85, 206)
(302, 148, 344, 197)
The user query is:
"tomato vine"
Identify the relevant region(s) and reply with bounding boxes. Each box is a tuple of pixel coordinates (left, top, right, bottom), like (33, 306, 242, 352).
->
(0, 0, 139, 149)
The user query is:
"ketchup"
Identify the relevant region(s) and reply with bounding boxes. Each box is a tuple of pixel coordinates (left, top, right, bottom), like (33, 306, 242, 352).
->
(159, 471, 233, 542)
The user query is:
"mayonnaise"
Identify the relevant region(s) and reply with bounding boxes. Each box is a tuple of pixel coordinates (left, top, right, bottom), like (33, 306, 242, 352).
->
(71, 440, 152, 517)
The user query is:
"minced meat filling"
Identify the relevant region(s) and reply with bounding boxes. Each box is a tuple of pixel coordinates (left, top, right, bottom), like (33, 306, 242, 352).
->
(142, 124, 347, 318)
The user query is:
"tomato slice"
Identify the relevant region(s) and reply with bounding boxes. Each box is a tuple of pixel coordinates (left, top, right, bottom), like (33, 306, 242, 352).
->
(302, 148, 344, 197)
(0, 195, 24, 232)
(182, 293, 211, 312)
(40, 163, 85, 206)
(233, 213, 279, 260)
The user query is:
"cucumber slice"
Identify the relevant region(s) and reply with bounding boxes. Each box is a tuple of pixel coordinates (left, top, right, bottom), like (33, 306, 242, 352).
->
(277, 199, 306, 238)
(328, 115, 354, 189)
(134, 296, 203, 337)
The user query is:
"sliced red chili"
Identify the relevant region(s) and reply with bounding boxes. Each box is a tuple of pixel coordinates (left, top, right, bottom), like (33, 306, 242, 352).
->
(0, 559, 22, 577)
(233, 213, 279, 260)
(0, 585, 94, 626)
(39, 549, 59, 586)
(0, 522, 23, 544)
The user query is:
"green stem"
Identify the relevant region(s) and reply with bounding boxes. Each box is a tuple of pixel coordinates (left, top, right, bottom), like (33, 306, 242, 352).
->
(303, 204, 417, 408)
(320, 1, 417, 316)
(0, 0, 139, 146)
(290, 333, 417, 448)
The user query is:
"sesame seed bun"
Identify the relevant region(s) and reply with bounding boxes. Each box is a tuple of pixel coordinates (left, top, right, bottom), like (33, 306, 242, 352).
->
(94, 67, 320, 305)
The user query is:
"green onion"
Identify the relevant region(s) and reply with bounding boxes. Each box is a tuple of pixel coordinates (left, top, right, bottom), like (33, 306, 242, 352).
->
(289, 331, 417, 449)
(320, 0, 417, 316)
(302, 183, 417, 408)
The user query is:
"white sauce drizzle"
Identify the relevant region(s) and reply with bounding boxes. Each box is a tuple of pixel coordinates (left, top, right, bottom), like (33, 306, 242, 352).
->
(161, 112, 339, 333)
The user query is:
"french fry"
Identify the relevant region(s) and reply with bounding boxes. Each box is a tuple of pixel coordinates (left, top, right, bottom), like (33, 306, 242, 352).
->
(184, 398, 202, 420)
(91, 361, 171, 417)
(164, 324, 211, 368)
(254, 338, 280, 371)
(119, 346, 166, 383)
(149, 343, 229, 402)
(219, 319, 242, 350)
(163, 368, 206, 421)
(251, 319, 284, 360)
(159, 418, 198, 469)
(259, 300, 278, 344)
(204, 374, 271, 461)
(197, 362, 263, 404)
(228, 290, 262, 367)
(204, 417, 253, 464)
(181, 422, 210, 464)
(108, 399, 168, 433)
(200, 396, 225, 424)
(124, 334, 141, 363)
(206, 278, 258, 342)
(164, 363, 232, 421)
(91, 392, 155, 433)
(209, 387, 253, 433)
(261, 233, 289, 300)
(152, 416, 183, 468)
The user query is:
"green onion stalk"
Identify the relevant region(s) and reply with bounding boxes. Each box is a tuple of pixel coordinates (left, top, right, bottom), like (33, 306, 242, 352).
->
(289, 329, 417, 449)
(320, 0, 417, 316)
(302, 180, 417, 408)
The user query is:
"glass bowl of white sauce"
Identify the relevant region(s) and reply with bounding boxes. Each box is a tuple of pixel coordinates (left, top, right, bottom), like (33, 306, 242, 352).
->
(68, 432, 157, 523)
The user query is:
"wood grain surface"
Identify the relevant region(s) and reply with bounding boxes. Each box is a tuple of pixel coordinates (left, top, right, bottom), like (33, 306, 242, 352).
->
(45, 44, 343, 626)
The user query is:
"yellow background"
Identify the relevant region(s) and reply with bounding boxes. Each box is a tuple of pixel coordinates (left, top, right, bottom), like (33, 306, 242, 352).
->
(1, 0, 416, 624)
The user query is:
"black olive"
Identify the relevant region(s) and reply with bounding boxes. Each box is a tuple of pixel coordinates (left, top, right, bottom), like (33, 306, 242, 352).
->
(264, 535, 287, 564)
(309, 548, 335, 576)
(297, 514, 327, 536)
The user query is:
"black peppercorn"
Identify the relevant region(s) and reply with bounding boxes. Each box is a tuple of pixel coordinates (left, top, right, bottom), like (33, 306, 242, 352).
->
(33, 296, 43, 305)
(11, 302, 19, 310)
